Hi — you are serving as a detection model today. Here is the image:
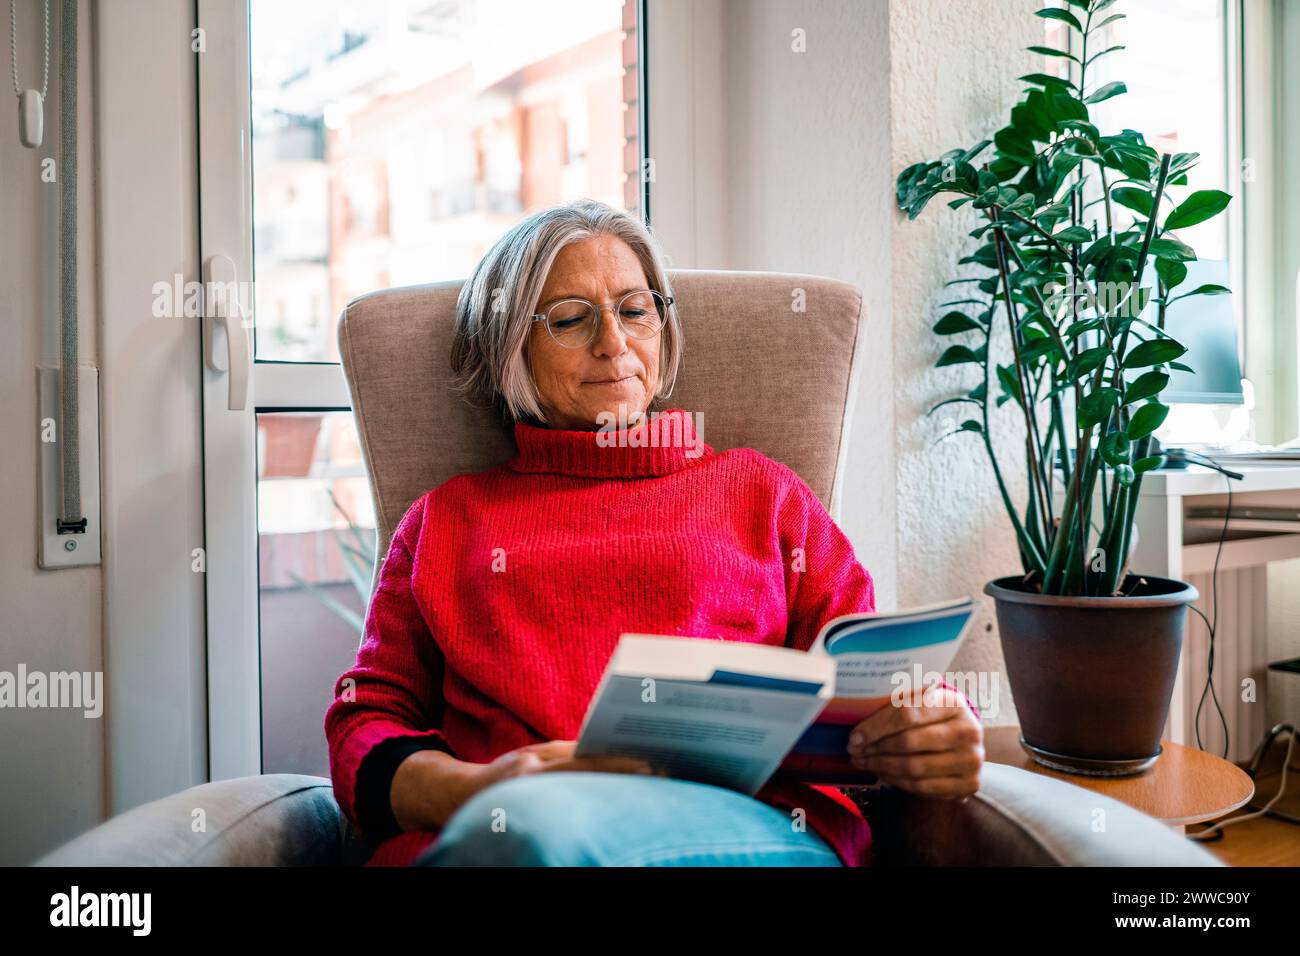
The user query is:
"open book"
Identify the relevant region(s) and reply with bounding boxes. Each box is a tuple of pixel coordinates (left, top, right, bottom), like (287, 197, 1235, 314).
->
(574, 598, 975, 795)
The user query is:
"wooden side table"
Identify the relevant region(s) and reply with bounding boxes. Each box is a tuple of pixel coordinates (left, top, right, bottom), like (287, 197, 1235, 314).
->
(984, 725, 1255, 832)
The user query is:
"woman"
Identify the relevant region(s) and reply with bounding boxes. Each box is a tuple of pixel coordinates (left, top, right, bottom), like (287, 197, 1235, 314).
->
(325, 199, 983, 867)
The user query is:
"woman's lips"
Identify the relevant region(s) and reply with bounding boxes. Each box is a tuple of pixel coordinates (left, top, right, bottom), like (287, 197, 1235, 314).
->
(584, 375, 636, 386)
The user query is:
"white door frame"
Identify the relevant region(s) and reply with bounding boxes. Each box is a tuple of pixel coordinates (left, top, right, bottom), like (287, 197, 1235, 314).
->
(198, 0, 652, 779)
(197, 0, 352, 780)
(197, 0, 261, 780)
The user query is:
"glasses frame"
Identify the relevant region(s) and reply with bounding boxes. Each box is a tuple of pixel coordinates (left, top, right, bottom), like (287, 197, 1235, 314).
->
(530, 289, 674, 349)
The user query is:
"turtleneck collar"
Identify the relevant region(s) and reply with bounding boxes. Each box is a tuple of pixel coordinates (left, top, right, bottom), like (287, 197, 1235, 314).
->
(508, 407, 714, 478)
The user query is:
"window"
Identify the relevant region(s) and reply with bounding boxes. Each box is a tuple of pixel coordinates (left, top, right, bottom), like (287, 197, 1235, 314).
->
(1051, 0, 1246, 444)
(199, 0, 645, 778)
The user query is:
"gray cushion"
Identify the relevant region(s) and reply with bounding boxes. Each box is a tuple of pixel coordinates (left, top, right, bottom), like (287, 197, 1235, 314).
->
(34, 774, 367, 866)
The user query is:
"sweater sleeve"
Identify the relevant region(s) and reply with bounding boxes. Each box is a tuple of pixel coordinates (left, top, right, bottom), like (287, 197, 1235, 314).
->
(776, 470, 981, 722)
(324, 492, 456, 838)
(776, 469, 877, 653)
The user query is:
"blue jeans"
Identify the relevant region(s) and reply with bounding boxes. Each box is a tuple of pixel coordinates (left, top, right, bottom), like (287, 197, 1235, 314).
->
(416, 771, 844, 867)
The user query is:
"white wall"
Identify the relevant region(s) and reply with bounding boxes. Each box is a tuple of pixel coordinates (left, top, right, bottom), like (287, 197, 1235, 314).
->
(653, 0, 1037, 722)
(649, 0, 899, 611)
(0, 0, 206, 865)
(889, 0, 1039, 724)
(0, 0, 105, 866)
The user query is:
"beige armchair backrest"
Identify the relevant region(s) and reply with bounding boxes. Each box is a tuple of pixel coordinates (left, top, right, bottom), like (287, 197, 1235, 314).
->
(338, 270, 865, 560)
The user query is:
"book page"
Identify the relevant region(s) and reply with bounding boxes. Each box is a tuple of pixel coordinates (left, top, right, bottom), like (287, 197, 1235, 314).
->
(575, 674, 829, 795)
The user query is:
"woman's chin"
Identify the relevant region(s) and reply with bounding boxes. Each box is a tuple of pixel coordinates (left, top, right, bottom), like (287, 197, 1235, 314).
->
(592, 395, 649, 427)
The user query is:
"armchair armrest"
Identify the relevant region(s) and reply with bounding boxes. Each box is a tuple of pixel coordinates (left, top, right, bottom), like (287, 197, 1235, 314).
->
(34, 774, 367, 867)
(855, 762, 1225, 866)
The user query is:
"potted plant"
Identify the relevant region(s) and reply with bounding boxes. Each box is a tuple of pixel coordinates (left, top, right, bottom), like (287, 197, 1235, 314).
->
(894, 0, 1230, 775)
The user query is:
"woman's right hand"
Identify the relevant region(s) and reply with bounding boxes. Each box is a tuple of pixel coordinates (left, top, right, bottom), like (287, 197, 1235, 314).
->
(473, 739, 658, 793)
(391, 739, 659, 832)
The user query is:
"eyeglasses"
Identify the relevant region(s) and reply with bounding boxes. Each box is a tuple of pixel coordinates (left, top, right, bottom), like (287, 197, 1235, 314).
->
(530, 289, 672, 349)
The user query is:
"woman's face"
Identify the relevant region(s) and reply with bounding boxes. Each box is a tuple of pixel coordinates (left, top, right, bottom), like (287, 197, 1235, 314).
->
(525, 234, 661, 430)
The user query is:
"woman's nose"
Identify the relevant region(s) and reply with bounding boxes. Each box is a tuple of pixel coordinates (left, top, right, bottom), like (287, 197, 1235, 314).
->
(591, 305, 629, 354)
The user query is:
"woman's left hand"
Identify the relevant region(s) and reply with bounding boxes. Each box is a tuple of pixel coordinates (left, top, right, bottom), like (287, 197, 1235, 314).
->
(846, 683, 983, 799)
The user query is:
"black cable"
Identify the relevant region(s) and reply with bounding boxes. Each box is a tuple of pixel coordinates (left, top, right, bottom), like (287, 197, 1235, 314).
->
(1189, 603, 1230, 759)
(1174, 451, 1239, 759)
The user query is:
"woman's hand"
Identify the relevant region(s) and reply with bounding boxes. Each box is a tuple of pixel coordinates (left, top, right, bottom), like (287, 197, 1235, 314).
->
(472, 739, 660, 792)
(845, 683, 983, 799)
(392, 739, 660, 832)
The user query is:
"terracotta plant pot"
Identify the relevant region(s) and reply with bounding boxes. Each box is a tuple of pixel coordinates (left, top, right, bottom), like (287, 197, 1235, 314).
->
(984, 574, 1199, 776)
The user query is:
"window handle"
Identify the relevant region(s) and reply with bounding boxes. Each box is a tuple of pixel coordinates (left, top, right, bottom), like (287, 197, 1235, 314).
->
(203, 254, 251, 411)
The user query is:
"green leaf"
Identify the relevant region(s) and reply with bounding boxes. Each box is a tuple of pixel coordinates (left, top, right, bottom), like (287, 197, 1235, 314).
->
(1147, 237, 1197, 261)
(1164, 189, 1232, 230)
(1072, 346, 1111, 377)
(1100, 429, 1132, 467)
(1126, 402, 1170, 440)
(1036, 7, 1083, 31)
(1085, 81, 1127, 105)
(1155, 257, 1188, 292)
(928, 395, 983, 415)
(1027, 45, 1078, 62)
(1064, 317, 1104, 338)
(959, 243, 1000, 269)
(958, 139, 993, 165)
(937, 344, 984, 367)
(988, 157, 1024, 182)
(1134, 454, 1166, 474)
(1060, 119, 1100, 143)
(1123, 339, 1187, 368)
(1125, 369, 1169, 403)
(1110, 186, 1153, 217)
(1020, 73, 1077, 92)
(1005, 192, 1038, 216)
(1169, 283, 1231, 304)
(1085, 45, 1126, 67)
(1102, 146, 1154, 180)
(1115, 463, 1137, 486)
(1167, 151, 1202, 178)
(1079, 387, 1121, 429)
(1051, 149, 1086, 176)
(993, 129, 1033, 168)
(1170, 360, 1195, 373)
(1054, 225, 1093, 243)
(933, 311, 983, 334)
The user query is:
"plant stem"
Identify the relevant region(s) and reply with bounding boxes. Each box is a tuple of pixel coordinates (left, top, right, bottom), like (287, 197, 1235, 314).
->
(1099, 167, 1115, 236)
(979, 323, 1047, 573)
(991, 214, 1055, 547)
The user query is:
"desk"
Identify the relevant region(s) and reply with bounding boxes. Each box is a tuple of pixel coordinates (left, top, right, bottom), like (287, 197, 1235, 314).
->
(984, 726, 1255, 832)
(1131, 464, 1300, 758)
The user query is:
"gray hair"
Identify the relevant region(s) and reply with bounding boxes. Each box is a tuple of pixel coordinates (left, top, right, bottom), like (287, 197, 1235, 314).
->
(449, 198, 682, 425)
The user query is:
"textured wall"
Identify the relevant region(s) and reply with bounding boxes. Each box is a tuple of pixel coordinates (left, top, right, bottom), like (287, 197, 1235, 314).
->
(889, 0, 1041, 724)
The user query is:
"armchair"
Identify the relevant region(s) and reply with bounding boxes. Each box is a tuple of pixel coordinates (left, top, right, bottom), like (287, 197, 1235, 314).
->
(35, 271, 1221, 867)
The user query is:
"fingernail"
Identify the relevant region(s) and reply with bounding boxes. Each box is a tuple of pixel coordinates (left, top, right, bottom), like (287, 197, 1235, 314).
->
(849, 732, 863, 746)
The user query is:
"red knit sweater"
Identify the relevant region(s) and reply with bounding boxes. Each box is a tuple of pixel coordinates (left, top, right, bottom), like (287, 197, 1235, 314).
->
(325, 407, 975, 867)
